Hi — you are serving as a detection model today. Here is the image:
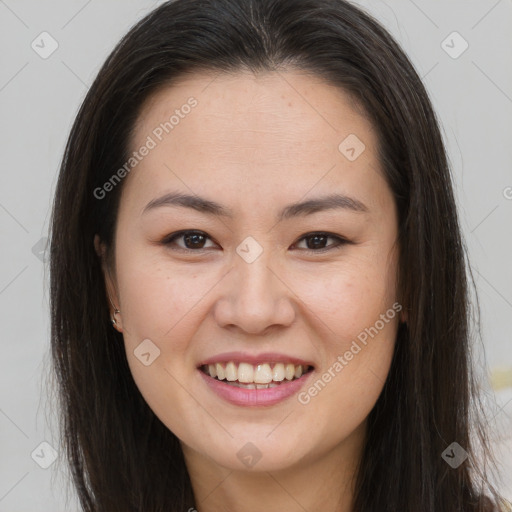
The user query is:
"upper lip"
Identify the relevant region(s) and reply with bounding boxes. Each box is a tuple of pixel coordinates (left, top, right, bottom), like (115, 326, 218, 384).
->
(197, 351, 315, 368)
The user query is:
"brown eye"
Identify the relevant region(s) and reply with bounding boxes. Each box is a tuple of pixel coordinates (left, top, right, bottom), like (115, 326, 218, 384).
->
(161, 230, 350, 254)
(182, 232, 207, 249)
(294, 232, 350, 252)
(162, 230, 217, 251)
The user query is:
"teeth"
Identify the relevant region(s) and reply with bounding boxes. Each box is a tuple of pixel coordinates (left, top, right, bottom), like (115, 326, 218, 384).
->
(225, 381, 280, 389)
(215, 363, 225, 380)
(225, 361, 237, 381)
(254, 363, 273, 384)
(272, 363, 285, 381)
(238, 362, 254, 383)
(285, 363, 295, 381)
(202, 361, 311, 383)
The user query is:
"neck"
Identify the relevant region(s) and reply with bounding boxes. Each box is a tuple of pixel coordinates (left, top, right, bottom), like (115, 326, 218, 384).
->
(181, 422, 366, 512)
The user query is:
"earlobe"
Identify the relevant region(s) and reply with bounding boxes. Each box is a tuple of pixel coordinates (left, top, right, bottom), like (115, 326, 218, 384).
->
(109, 295, 123, 332)
(396, 294, 408, 325)
(94, 234, 103, 258)
(94, 234, 123, 332)
(106, 273, 123, 333)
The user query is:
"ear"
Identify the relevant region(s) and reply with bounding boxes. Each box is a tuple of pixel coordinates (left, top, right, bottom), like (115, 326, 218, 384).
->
(94, 234, 123, 332)
(94, 233, 103, 258)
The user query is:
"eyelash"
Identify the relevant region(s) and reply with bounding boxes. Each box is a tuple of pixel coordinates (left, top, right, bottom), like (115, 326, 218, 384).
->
(160, 230, 351, 254)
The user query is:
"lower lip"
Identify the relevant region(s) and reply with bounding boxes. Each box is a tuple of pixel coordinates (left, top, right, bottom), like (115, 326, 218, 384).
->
(198, 369, 314, 407)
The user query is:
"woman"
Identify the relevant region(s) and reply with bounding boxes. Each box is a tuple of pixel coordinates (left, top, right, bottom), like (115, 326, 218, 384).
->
(48, 0, 507, 510)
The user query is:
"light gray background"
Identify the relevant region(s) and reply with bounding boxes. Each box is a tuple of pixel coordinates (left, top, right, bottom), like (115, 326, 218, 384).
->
(1, 0, 511, 510)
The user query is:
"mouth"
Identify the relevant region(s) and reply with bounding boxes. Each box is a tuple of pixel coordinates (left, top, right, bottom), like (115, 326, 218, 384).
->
(198, 361, 315, 390)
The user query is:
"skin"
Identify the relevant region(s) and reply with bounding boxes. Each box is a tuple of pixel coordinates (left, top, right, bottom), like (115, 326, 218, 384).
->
(95, 70, 406, 512)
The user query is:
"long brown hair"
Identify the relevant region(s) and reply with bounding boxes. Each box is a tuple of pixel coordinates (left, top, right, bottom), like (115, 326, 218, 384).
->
(48, 0, 507, 510)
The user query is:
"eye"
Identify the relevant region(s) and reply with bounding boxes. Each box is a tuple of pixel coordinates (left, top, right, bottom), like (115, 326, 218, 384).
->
(292, 232, 350, 252)
(161, 230, 218, 252)
(162, 230, 350, 254)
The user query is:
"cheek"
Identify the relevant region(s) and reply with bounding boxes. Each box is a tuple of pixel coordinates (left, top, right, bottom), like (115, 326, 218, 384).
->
(116, 251, 217, 344)
(296, 270, 398, 447)
(290, 249, 399, 401)
(290, 250, 398, 337)
(114, 254, 212, 429)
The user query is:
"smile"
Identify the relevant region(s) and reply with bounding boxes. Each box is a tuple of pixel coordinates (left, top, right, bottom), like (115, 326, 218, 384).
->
(199, 361, 313, 388)
(198, 362, 315, 406)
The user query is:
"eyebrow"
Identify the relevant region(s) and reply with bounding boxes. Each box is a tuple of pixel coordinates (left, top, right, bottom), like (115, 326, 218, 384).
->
(141, 191, 369, 220)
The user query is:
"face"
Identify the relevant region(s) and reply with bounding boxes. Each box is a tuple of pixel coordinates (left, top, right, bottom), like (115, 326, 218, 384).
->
(96, 70, 403, 476)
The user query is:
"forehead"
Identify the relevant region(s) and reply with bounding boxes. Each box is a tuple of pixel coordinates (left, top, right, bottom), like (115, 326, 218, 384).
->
(132, 69, 373, 149)
(122, 70, 386, 217)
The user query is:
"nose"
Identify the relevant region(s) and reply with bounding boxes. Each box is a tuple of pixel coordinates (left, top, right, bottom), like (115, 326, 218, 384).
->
(213, 249, 296, 335)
